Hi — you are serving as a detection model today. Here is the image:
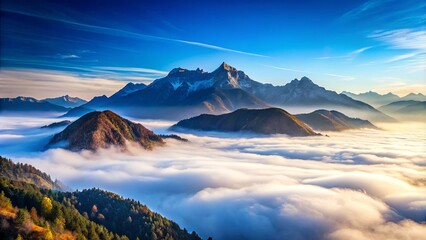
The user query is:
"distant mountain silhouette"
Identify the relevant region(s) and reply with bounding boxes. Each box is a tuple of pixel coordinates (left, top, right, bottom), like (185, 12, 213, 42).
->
(378, 100, 421, 113)
(41, 95, 87, 108)
(41, 120, 71, 128)
(343, 91, 426, 107)
(82, 95, 109, 108)
(296, 110, 377, 131)
(0, 97, 68, 112)
(397, 101, 426, 115)
(399, 93, 426, 102)
(49, 110, 164, 151)
(378, 100, 425, 121)
(109, 82, 147, 101)
(60, 106, 94, 117)
(173, 108, 318, 136)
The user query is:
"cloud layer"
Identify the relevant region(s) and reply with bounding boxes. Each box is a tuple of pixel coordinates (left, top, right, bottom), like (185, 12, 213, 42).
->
(0, 116, 425, 240)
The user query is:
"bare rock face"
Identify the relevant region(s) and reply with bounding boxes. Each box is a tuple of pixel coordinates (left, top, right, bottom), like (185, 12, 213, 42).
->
(48, 110, 164, 151)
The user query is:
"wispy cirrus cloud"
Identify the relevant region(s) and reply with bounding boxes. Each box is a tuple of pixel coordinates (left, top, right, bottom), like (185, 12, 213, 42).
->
(94, 67, 168, 75)
(369, 29, 426, 71)
(325, 73, 356, 81)
(384, 52, 423, 63)
(369, 29, 426, 51)
(265, 65, 356, 81)
(262, 65, 306, 73)
(316, 47, 373, 60)
(339, 0, 387, 21)
(56, 54, 80, 59)
(1, 7, 268, 58)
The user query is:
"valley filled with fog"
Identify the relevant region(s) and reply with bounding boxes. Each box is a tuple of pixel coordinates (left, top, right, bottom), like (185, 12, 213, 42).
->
(0, 115, 425, 240)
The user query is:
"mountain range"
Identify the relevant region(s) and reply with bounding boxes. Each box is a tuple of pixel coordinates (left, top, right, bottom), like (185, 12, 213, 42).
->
(295, 110, 377, 131)
(0, 97, 68, 113)
(49, 110, 164, 151)
(173, 108, 319, 136)
(0, 95, 87, 113)
(73, 62, 393, 122)
(379, 100, 426, 120)
(342, 91, 426, 107)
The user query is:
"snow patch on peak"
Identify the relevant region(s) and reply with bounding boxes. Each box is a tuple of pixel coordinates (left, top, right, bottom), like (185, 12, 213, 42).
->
(170, 79, 183, 90)
(188, 78, 214, 92)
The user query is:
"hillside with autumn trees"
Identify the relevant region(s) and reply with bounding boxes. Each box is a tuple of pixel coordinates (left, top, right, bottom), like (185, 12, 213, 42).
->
(0, 156, 204, 240)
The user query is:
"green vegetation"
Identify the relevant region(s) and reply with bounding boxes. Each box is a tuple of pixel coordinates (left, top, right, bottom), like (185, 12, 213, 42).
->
(57, 188, 201, 240)
(0, 156, 203, 240)
(0, 178, 128, 240)
(0, 156, 62, 190)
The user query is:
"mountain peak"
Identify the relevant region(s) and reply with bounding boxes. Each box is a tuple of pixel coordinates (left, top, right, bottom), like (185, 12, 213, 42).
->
(216, 62, 237, 72)
(289, 77, 316, 87)
(48, 110, 164, 151)
(300, 76, 313, 83)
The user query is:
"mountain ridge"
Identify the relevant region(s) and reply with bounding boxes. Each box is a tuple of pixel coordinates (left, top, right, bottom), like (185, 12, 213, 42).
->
(0, 97, 68, 112)
(173, 107, 319, 136)
(295, 110, 377, 131)
(62, 62, 393, 122)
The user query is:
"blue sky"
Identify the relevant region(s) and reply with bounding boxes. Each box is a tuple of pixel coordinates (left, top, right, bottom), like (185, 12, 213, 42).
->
(0, 0, 425, 99)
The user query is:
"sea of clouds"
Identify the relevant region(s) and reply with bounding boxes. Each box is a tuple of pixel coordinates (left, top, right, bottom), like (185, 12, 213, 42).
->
(0, 116, 425, 240)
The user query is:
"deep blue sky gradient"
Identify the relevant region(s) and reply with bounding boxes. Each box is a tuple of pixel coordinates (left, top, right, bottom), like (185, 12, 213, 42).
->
(1, 0, 425, 98)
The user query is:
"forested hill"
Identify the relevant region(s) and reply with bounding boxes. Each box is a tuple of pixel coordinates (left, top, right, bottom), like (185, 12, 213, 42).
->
(0, 178, 127, 240)
(0, 156, 63, 190)
(57, 188, 201, 240)
(0, 156, 204, 240)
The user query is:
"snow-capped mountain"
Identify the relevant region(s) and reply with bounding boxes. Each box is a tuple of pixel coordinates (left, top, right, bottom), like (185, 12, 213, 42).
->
(64, 62, 393, 121)
(42, 95, 87, 108)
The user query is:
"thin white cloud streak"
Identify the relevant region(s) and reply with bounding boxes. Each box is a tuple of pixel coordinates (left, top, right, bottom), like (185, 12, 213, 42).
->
(1, 8, 269, 58)
(94, 67, 168, 75)
(0, 116, 425, 240)
(316, 47, 373, 60)
(326, 73, 356, 81)
(57, 54, 80, 59)
(264, 65, 356, 81)
(262, 65, 306, 73)
(175, 40, 270, 58)
(369, 29, 426, 51)
(385, 52, 422, 62)
(369, 29, 426, 71)
(339, 0, 386, 21)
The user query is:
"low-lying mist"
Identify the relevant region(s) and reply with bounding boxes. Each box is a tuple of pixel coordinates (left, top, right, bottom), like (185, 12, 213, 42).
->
(0, 116, 425, 240)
